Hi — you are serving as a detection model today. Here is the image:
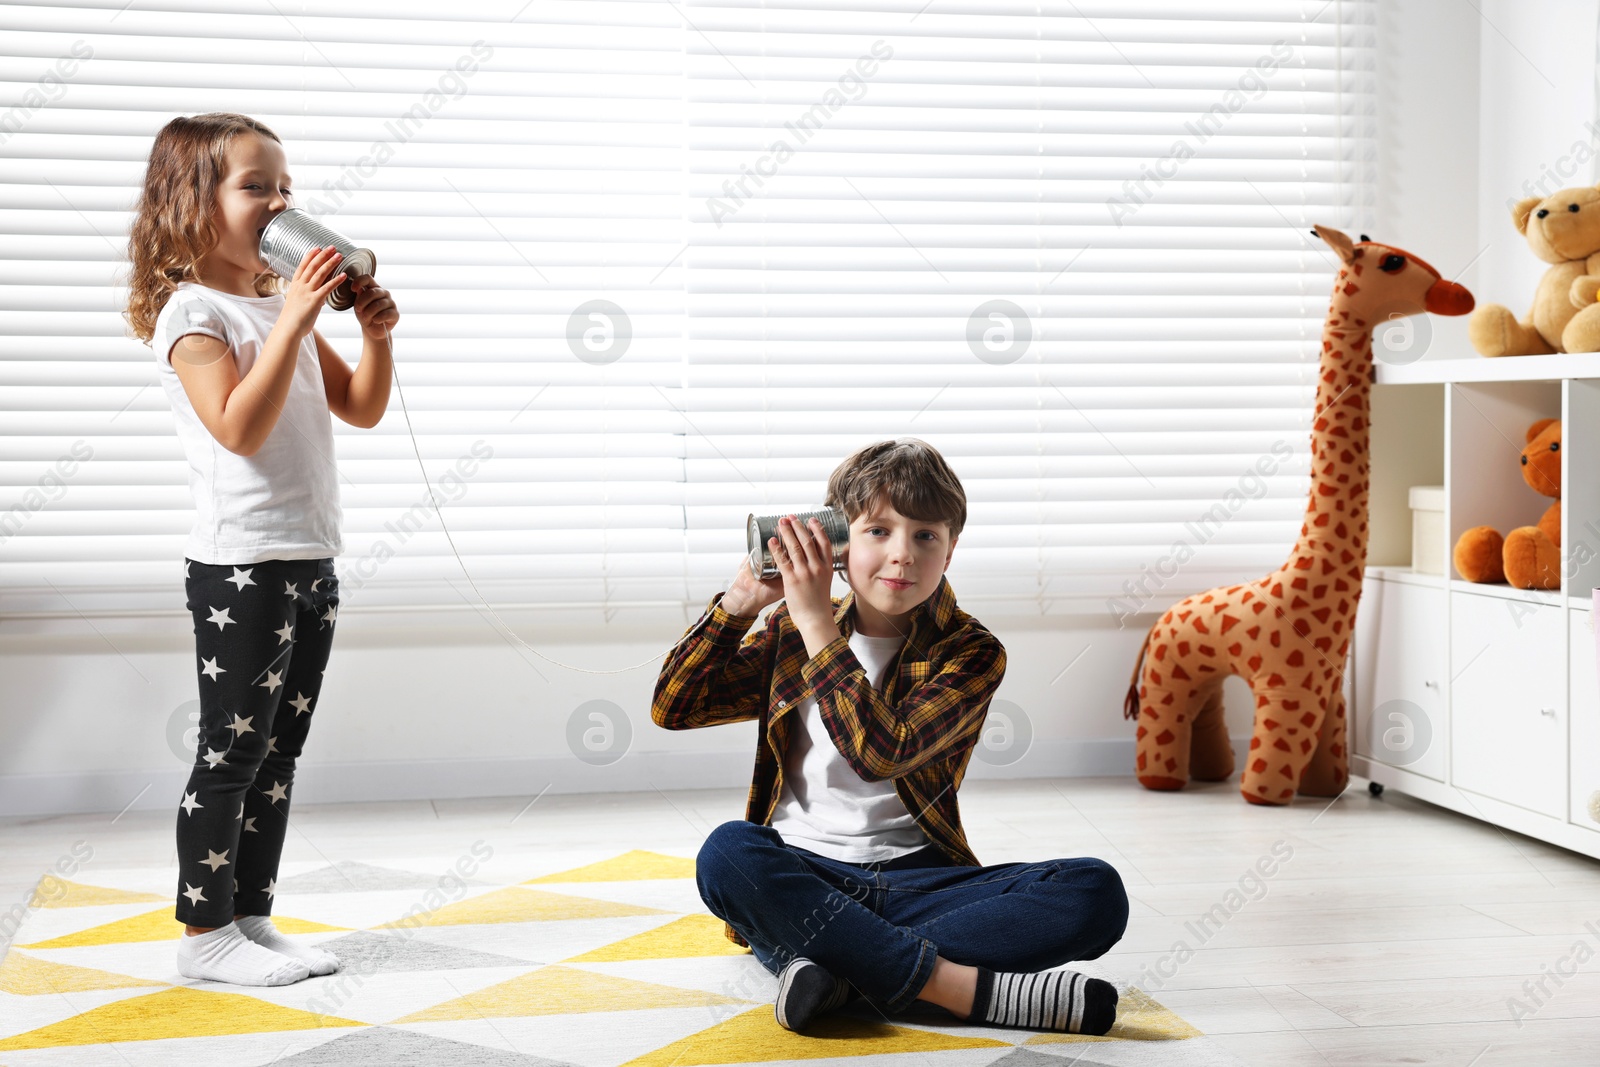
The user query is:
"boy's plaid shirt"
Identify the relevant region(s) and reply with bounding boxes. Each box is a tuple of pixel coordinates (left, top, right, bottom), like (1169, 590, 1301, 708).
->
(651, 576, 1007, 946)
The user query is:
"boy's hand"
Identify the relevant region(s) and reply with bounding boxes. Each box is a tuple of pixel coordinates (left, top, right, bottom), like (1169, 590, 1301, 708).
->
(351, 278, 399, 340)
(771, 514, 837, 627)
(720, 550, 784, 619)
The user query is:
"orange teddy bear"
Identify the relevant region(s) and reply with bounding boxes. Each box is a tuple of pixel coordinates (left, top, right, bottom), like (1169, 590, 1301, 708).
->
(1453, 418, 1561, 590)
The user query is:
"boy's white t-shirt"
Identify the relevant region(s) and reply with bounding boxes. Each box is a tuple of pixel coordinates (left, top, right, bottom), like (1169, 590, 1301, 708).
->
(152, 282, 343, 564)
(769, 628, 932, 864)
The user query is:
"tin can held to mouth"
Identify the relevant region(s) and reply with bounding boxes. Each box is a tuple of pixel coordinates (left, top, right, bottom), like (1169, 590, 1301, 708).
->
(747, 507, 850, 580)
(258, 207, 377, 312)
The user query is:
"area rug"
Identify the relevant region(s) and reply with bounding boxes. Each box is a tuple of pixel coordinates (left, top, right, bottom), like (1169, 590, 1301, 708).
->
(0, 848, 1242, 1065)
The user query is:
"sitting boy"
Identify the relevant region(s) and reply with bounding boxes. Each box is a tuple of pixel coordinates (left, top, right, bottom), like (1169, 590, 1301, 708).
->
(652, 438, 1129, 1035)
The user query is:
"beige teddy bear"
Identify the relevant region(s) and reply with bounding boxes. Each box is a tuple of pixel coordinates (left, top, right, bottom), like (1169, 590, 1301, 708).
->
(1470, 184, 1600, 356)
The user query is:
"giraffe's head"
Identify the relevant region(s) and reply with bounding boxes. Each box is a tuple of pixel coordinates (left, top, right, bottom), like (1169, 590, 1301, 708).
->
(1310, 224, 1474, 322)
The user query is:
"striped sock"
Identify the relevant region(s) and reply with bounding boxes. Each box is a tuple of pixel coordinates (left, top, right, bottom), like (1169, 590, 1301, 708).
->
(774, 957, 854, 1032)
(969, 966, 1117, 1035)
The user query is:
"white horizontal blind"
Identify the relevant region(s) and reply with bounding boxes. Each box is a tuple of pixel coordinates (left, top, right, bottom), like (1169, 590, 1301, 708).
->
(0, 0, 1374, 618)
(682, 0, 1376, 614)
(0, 0, 690, 615)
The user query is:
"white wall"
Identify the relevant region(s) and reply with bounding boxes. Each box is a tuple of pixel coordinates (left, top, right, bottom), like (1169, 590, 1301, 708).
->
(7, 0, 1576, 817)
(1475, 0, 1600, 310)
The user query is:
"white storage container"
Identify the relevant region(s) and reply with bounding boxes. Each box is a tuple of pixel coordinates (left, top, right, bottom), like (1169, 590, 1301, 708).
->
(1409, 485, 1445, 575)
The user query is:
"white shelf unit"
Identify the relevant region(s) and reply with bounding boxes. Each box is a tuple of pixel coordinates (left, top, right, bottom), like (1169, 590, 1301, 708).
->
(1355, 358, 1600, 861)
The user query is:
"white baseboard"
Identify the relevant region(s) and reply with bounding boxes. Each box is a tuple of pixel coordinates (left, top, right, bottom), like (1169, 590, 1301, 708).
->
(0, 737, 1227, 818)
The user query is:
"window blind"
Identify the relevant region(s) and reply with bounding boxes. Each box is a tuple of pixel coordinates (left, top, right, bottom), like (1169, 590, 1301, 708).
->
(0, 0, 1375, 619)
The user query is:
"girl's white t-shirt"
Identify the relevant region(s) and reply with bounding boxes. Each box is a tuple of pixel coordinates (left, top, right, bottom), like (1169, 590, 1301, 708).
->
(152, 282, 343, 564)
(769, 629, 932, 864)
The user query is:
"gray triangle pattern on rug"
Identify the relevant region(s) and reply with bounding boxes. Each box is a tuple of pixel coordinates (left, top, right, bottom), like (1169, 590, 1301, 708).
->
(309, 930, 532, 974)
(252, 1026, 581, 1066)
(276, 860, 485, 894)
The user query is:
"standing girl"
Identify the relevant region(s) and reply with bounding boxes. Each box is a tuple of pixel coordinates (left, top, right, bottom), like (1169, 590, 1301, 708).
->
(124, 113, 399, 986)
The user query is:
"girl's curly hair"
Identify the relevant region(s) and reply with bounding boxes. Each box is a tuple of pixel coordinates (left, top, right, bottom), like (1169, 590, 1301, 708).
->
(123, 113, 284, 343)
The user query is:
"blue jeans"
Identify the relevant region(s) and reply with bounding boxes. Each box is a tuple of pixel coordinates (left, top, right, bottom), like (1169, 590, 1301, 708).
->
(695, 820, 1129, 1014)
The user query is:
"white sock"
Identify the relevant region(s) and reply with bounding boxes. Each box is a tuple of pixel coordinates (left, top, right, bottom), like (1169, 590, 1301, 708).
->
(177, 922, 311, 986)
(235, 915, 339, 976)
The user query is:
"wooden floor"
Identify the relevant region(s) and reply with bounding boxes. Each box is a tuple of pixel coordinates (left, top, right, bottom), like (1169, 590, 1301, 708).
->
(3, 775, 1598, 1065)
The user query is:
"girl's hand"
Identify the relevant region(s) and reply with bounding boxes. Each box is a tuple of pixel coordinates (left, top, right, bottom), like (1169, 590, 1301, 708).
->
(771, 515, 837, 626)
(279, 246, 348, 339)
(351, 278, 399, 340)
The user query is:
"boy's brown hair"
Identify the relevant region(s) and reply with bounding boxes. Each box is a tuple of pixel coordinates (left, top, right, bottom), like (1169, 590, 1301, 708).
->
(825, 438, 966, 539)
(123, 112, 284, 343)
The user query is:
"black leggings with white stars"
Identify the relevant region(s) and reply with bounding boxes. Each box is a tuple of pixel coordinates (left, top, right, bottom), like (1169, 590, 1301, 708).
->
(174, 557, 338, 928)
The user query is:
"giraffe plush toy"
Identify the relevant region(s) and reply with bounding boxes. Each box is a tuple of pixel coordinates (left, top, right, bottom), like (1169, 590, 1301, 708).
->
(1125, 225, 1474, 805)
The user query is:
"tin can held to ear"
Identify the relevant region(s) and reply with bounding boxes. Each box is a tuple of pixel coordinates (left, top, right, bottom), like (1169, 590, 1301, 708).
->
(258, 207, 377, 312)
(747, 508, 850, 580)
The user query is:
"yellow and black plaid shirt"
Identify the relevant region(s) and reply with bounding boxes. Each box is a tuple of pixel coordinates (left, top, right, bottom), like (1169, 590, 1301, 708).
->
(651, 576, 1007, 946)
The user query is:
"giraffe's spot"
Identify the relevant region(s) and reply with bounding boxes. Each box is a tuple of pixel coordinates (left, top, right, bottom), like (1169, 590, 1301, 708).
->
(1155, 729, 1174, 746)
(1286, 650, 1304, 668)
(1198, 645, 1215, 658)
(1250, 736, 1261, 749)
(1136, 725, 1147, 740)
(1270, 631, 1282, 647)
(1251, 758, 1268, 773)
(1193, 617, 1210, 635)
(1311, 607, 1331, 624)
(1153, 644, 1167, 661)
(1247, 654, 1263, 672)
(1312, 585, 1327, 599)
(1246, 626, 1261, 640)
(1228, 642, 1242, 657)
(1263, 718, 1280, 731)
(1176, 641, 1190, 657)
(1171, 665, 1191, 681)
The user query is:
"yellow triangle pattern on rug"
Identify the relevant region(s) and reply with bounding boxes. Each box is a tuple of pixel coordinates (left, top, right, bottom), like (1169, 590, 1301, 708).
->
(526, 850, 697, 884)
(20, 908, 344, 950)
(1025, 985, 1204, 1044)
(0, 951, 164, 996)
(391, 887, 669, 928)
(0, 986, 363, 1050)
(564, 914, 750, 963)
(29, 879, 165, 909)
(397, 964, 751, 1022)
(621, 1005, 1010, 1066)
